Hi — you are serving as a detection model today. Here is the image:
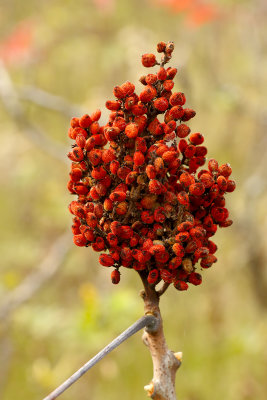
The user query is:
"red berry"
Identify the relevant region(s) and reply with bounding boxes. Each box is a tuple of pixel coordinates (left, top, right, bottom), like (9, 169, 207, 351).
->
(218, 163, 232, 177)
(157, 41, 166, 53)
(80, 114, 92, 128)
(133, 151, 145, 166)
(163, 80, 174, 91)
(111, 269, 120, 284)
(226, 180, 236, 192)
(189, 133, 204, 145)
(157, 67, 167, 80)
(200, 254, 217, 268)
(99, 254, 115, 267)
(174, 281, 188, 291)
(149, 179, 162, 194)
(106, 100, 121, 111)
(166, 67, 177, 79)
(208, 158, 219, 172)
(188, 272, 202, 286)
(86, 213, 98, 228)
(125, 123, 139, 139)
(73, 234, 87, 247)
(181, 108, 196, 121)
(142, 53, 157, 67)
(154, 97, 169, 112)
(139, 85, 157, 103)
(169, 92, 186, 106)
(176, 124, 191, 138)
(113, 86, 125, 99)
(148, 269, 159, 284)
(189, 183, 205, 196)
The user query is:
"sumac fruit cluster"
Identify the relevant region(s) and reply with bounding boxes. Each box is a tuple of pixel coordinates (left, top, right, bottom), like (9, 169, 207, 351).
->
(67, 41, 235, 291)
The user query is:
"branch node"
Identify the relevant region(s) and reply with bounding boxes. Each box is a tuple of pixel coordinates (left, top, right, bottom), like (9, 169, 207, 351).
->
(142, 332, 149, 347)
(144, 382, 154, 397)
(174, 351, 183, 363)
(140, 289, 146, 299)
(156, 282, 170, 297)
(144, 312, 161, 334)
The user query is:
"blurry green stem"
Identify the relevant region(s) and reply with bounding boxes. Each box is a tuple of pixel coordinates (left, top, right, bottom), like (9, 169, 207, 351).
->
(42, 314, 158, 400)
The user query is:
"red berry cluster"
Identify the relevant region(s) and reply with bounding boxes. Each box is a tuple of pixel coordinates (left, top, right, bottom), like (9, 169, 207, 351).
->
(67, 41, 236, 291)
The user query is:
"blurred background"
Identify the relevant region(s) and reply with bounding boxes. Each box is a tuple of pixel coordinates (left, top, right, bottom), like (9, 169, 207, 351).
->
(0, 0, 267, 399)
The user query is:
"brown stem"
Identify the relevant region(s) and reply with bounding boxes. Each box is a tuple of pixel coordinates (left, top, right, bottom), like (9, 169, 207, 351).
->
(156, 282, 170, 297)
(139, 273, 181, 400)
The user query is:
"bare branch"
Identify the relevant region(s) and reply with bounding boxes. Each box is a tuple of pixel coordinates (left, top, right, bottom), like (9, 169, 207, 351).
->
(0, 230, 71, 320)
(140, 276, 181, 400)
(0, 334, 13, 398)
(18, 85, 85, 117)
(42, 314, 158, 400)
(0, 60, 67, 164)
(157, 282, 170, 297)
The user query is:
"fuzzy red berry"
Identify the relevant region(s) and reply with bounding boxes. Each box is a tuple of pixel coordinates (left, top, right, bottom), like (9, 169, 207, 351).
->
(176, 124, 191, 138)
(166, 67, 177, 79)
(200, 254, 217, 268)
(174, 281, 188, 291)
(170, 92, 186, 106)
(99, 254, 115, 267)
(226, 180, 236, 192)
(142, 53, 157, 67)
(181, 108, 196, 121)
(157, 67, 167, 80)
(139, 85, 157, 103)
(218, 163, 232, 177)
(134, 151, 145, 166)
(157, 41, 166, 53)
(125, 123, 139, 139)
(154, 97, 169, 112)
(147, 269, 159, 284)
(73, 234, 87, 247)
(189, 133, 204, 145)
(149, 179, 162, 194)
(208, 158, 219, 172)
(106, 100, 121, 111)
(111, 269, 120, 284)
(189, 183, 205, 196)
(163, 80, 174, 91)
(145, 74, 158, 85)
(188, 272, 202, 286)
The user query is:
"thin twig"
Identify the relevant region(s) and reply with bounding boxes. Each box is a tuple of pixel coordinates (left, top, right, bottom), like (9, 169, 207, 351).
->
(18, 85, 85, 117)
(157, 282, 170, 297)
(0, 230, 71, 320)
(42, 314, 158, 400)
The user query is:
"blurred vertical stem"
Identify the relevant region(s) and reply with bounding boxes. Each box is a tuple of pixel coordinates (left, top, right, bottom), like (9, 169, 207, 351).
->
(139, 272, 182, 400)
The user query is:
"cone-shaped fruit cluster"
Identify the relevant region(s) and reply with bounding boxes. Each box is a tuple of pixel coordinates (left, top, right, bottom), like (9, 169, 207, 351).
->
(67, 41, 236, 291)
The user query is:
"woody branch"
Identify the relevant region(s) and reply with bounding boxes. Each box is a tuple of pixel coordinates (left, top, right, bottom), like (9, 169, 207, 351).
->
(139, 273, 182, 400)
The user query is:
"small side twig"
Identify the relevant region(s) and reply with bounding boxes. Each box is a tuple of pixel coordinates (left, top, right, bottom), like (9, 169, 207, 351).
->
(157, 282, 170, 297)
(42, 314, 158, 400)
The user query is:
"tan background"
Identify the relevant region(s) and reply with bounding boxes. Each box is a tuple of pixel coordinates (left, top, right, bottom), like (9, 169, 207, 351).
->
(0, 0, 267, 399)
